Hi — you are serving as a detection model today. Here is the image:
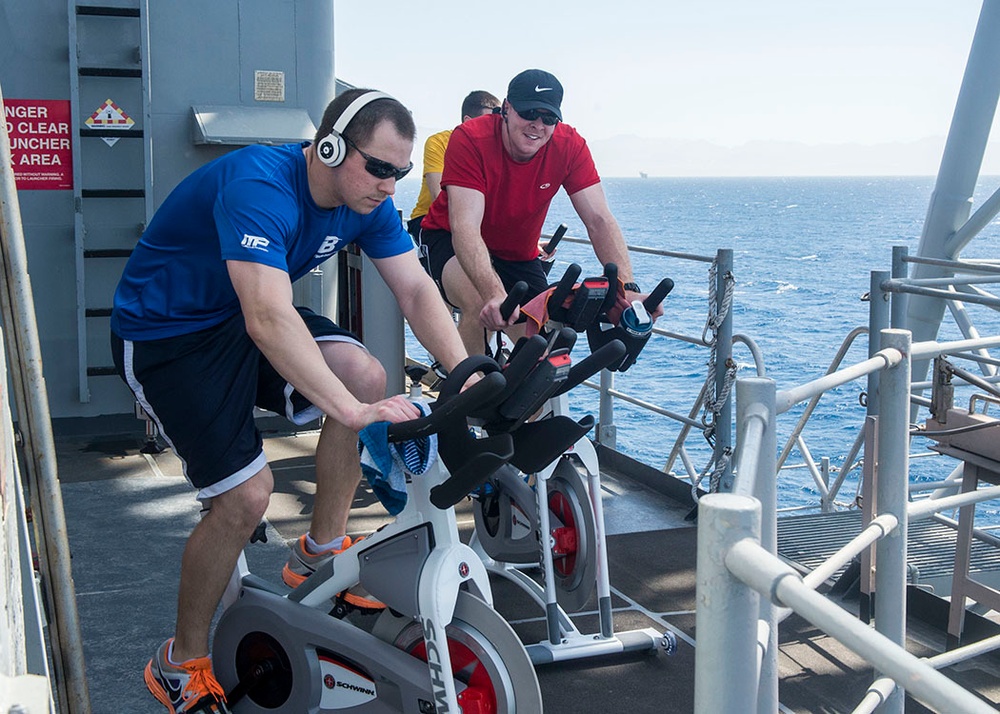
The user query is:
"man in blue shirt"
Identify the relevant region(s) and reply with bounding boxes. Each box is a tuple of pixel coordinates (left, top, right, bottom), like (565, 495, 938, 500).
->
(112, 89, 468, 714)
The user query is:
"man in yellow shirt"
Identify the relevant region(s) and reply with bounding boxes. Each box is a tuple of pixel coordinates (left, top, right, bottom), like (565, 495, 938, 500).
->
(407, 90, 500, 240)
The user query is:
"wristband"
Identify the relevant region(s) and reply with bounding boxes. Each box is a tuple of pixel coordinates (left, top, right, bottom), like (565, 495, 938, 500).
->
(623, 281, 641, 293)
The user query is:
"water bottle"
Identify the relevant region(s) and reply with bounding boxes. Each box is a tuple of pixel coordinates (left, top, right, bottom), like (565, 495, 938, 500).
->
(620, 299, 652, 338)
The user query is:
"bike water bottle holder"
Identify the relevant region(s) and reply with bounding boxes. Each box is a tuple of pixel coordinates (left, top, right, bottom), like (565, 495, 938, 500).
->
(586, 320, 651, 372)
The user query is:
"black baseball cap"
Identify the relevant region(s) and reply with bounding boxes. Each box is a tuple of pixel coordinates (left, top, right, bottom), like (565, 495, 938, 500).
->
(507, 69, 563, 121)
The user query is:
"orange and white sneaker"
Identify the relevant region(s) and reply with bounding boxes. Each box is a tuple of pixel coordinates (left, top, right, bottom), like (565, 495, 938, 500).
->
(144, 638, 229, 713)
(281, 534, 386, 611)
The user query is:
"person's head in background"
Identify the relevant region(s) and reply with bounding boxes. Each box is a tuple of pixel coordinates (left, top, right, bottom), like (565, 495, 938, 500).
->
(461, 90, 500, 122)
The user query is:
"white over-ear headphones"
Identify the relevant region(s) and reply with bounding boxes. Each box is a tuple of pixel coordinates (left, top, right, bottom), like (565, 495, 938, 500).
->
(316, 90, 394, 167)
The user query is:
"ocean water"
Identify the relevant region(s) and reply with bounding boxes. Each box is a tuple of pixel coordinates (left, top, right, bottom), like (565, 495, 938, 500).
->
(392, 176, 1000, 520)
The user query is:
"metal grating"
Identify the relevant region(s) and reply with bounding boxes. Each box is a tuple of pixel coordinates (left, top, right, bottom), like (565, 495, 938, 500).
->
(777, 510, 1000, 585)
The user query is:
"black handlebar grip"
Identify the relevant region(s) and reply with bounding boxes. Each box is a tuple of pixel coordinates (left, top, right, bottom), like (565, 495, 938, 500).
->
(499, 281, 529, 321)
(601, 263, 619, 313)
(542, 223, 568, 255)
(386, 371, 506, 442)
(434, 354, 501, 404)
(554, 339, 628, 397)
(548, 263, 581, 312)
(642, 278, 675, 312)
(428, 432, 514, 510)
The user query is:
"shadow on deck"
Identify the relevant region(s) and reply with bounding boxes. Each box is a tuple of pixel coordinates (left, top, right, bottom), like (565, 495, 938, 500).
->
(54, 427, 1000, 712)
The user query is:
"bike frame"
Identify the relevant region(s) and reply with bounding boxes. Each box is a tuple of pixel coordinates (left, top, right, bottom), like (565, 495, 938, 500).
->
(222, 431, 497, 712)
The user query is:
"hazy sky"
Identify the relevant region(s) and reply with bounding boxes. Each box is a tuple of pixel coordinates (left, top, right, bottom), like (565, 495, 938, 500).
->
(334, 1, 988, 149)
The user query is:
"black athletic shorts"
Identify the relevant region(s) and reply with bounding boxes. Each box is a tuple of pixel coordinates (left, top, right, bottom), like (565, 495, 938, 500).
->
(110, 307, 364, 500)
(406, 215, 424, 242)
(418, 228, 549, 308)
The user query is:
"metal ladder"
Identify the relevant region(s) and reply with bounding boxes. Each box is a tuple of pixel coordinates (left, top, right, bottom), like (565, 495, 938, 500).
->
(67, 0, 152, 402)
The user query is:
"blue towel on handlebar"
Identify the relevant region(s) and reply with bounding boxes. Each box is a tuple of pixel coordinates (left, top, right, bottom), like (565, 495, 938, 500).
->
(357, 400, 437, 515)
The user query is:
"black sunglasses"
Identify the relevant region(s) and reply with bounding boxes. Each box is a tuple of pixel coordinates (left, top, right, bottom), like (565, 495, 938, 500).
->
(514, 107, 560, 126)
(343, 136, 413, 181)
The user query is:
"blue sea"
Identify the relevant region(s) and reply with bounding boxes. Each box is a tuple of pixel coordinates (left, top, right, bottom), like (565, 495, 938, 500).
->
(393, 176, 1000, 521)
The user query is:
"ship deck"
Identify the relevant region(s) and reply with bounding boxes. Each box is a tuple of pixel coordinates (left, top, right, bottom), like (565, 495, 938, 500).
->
(54, 420, 1000, 713)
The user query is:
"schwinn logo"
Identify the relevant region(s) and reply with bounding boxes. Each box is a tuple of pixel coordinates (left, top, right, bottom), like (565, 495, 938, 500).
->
(241, 234, 270, 252)
(337, 680, 375, 696)
(318, 655, 378, 708)
(422, 618, 450, 712)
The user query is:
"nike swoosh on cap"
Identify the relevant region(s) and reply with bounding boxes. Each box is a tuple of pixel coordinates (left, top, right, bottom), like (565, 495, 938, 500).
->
(534, 86, 554, 92)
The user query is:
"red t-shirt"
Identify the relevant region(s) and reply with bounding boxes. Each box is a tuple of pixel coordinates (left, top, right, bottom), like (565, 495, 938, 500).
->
(422, 114, 601, 261)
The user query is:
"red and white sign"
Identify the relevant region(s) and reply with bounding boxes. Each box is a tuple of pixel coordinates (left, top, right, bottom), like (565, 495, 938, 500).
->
(86, 98, 134, 147)
(4, 99, 73, 190)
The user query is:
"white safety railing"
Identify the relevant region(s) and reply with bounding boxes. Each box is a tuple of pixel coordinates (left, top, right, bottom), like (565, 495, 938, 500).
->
(1, 80, 88, 713)
(696, 328, 1000, 714)
(580, 237, 1000, 525)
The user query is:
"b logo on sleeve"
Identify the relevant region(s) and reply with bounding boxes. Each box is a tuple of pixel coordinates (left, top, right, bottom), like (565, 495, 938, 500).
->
(314, 235, 342, 259)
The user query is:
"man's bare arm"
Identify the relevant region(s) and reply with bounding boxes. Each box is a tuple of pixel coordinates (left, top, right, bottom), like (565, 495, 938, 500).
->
(426, 172, 443, 200)
(448, 186, 502, 298)
(227, 260, 419, 429)
(569, 183, 634, 282)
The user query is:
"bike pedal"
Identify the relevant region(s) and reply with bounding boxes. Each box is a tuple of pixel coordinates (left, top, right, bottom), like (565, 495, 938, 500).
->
(249, 521, 268, 544)
(330, 591, 387, 618)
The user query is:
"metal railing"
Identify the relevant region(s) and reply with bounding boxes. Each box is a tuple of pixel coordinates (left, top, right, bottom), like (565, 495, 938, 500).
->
(696, 329, 1000, 714)
(584, 238, 1000, 523)
(548, 236, 744, 497)
(1, 81, 89, 713)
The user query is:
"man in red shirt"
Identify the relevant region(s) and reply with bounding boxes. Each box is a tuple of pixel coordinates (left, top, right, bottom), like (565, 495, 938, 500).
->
(420, 68, 650, 355)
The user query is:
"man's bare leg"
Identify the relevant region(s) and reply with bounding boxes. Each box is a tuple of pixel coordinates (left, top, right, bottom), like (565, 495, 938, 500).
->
(442, 256, 490, 356)
(172, 467, 273, 662)
(309, 342, 387, 543)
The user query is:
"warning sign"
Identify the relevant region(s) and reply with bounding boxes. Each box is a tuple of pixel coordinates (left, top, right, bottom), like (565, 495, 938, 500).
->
(86, 98, 135, 146)
(4, 99, 73, 190)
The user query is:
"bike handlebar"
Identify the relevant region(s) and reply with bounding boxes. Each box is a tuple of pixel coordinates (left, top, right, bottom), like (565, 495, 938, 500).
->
(643, 277, 675, 312)
(602, 263, 619, 314)
(542, 223, 567, 255)
(552, 338, 627, 397)
(499, 281, 529, 321)
(386, 371, 506, 443)
(548, 262, 581, 313)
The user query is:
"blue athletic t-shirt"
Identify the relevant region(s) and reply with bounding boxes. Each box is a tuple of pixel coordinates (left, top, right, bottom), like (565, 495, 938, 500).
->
(111, 142, 413, 340)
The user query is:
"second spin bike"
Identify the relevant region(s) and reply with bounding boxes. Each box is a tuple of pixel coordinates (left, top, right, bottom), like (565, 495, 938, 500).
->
(470, 259, 677, 664)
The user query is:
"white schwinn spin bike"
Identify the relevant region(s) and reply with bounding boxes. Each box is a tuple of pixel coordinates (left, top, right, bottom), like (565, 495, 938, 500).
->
(211, 361, 546, 713)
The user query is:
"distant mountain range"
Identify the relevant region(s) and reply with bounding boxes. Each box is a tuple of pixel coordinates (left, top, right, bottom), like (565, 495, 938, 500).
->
(587, 135, 1000, 178)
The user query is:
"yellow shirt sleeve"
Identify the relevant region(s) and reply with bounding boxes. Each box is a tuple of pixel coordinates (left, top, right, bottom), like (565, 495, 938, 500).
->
(410, 129, 453, 220)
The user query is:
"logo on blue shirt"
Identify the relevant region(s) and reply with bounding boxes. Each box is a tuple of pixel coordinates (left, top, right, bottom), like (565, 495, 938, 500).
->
(241, 234, 270, 252)
(315, 235, 342, 259)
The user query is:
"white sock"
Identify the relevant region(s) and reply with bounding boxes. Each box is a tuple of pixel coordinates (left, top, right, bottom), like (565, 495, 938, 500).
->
(167, 640, 182, 666)
(305, 533, 346, 554)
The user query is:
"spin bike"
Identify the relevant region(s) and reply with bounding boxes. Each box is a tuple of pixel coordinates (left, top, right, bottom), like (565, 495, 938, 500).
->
(210, 363, 543, 714)
(470, 262, 677, 664)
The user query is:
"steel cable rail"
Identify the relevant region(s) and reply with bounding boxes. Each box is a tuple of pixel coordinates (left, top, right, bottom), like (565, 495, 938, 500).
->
(536, 233, 747, 495)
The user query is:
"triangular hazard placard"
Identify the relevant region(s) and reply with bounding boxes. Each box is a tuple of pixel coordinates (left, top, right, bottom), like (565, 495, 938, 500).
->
(86, 99, 135, 128)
